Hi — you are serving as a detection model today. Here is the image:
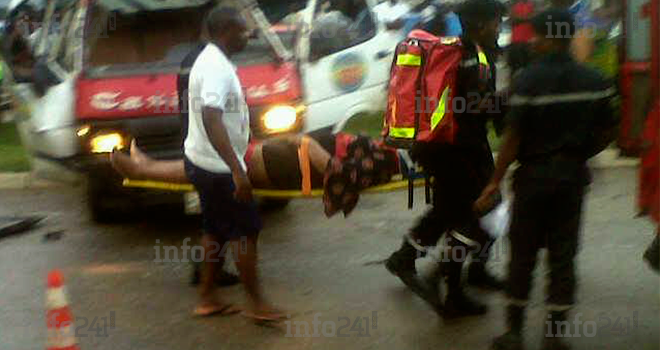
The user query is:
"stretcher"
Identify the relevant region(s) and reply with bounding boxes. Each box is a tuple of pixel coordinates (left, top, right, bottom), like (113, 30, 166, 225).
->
(122, 176, 427, 198)
(122, 149, 430, 206)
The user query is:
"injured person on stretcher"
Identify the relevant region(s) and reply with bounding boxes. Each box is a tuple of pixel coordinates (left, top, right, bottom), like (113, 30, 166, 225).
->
(111, 131, 400, 217)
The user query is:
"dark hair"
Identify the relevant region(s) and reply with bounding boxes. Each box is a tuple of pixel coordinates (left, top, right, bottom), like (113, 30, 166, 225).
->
(204, 6, 244, 36)
(456, 0, 506, 32)
(531, 9, 575, 43)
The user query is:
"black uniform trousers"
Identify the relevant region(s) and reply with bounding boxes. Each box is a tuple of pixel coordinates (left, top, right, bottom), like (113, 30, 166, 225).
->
(507, 178, 585, 307)
(410, 144, 495, 261)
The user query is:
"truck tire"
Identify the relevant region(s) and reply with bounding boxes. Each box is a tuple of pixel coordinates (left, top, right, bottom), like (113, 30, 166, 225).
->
(86, 174, 135, 223)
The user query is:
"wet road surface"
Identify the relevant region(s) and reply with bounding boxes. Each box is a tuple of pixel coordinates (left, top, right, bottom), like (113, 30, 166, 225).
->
(0, 167, 658, 350)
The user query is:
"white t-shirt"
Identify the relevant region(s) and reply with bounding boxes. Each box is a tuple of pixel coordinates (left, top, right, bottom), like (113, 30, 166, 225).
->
(373, 1, 411, 24)
(184, 43, 250, 174)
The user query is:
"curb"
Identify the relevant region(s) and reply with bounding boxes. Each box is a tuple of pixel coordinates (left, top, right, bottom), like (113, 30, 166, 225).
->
(0, 150, 640, 191)
(0, 172, 72, 190)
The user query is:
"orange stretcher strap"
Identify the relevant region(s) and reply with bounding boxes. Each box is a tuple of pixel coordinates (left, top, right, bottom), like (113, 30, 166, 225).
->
(298, 136, 312, 196)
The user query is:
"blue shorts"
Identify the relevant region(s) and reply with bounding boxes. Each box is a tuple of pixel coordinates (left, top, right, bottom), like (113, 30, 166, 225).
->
(184, 157, 262, 240)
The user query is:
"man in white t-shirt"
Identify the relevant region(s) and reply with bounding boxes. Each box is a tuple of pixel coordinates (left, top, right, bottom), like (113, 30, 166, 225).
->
(184, 6, 282, 322)
(373, 0, 411, 30)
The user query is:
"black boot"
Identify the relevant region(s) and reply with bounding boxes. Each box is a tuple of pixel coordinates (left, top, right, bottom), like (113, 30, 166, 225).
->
(541, 311, 571, 350)
(644, 235, 659, 273)
(491, 305, 525, 350)
(467, 261, 505, 291)
(385, 238, 423, 291)
(442, 260, 488, 319)
(443, 289, 488, 318)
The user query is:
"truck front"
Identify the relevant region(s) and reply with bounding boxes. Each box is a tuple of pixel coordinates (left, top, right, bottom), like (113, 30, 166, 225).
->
(75, 0, 303, 221)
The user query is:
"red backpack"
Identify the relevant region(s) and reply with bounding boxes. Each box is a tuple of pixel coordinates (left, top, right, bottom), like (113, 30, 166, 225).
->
(382, 30, 488, 148)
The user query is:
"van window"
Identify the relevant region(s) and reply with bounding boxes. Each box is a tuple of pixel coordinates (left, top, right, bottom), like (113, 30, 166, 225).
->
(309, 0, 377, 60)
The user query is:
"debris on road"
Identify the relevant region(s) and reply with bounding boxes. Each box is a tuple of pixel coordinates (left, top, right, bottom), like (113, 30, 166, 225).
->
(0, 215, 45, 240)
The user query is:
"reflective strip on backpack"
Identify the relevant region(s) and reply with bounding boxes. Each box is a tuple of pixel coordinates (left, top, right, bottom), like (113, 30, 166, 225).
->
(509, 87, 617, 106)
(461, 47, 489, 68)
(389, 127, 415, 138)
(431, 86, 451, 130)
(478, 51, 488, 66)
(397, 54, 422, 66)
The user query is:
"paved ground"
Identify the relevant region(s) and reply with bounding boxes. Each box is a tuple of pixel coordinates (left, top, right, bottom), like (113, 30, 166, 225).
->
(0, 167, 657, 350)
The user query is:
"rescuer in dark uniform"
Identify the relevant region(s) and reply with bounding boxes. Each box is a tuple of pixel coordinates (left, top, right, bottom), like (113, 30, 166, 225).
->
(385, 0, 507, 319)
(475, 9, 618, 350)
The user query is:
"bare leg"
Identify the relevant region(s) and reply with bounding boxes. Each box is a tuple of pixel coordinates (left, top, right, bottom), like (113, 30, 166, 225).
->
(110, 140, 187, 183)
(194, 233, 240, 316)
(232, 235, 284, 321)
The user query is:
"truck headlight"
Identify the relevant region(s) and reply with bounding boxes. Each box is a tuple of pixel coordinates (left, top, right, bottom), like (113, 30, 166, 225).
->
(90, 132, 125, 153)
(262, 105, 300, 133)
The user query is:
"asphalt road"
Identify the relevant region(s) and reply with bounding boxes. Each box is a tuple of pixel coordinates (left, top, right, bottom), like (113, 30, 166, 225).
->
(0, 167, 658, 350)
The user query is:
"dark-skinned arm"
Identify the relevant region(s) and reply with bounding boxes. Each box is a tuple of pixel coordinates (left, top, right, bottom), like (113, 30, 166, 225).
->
(385, 18, 405, 30)
(492, 127, 520, 185)
(474, 127, 520, 212)
(201, 106, 252, 202)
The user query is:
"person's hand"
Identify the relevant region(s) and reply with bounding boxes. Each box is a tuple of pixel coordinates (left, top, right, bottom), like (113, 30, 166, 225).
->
(233, 171, 253, 203)
(386, 19, 405, 30)
(474, 182, 500, 214)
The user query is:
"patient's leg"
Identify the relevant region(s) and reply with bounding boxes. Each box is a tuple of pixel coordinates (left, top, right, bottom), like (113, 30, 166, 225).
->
(111, 140, 188, 183)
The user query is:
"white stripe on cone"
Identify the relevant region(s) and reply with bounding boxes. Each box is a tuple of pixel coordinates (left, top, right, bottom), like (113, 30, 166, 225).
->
(46, 287, 68, 310)
(47, 325, 77, 349)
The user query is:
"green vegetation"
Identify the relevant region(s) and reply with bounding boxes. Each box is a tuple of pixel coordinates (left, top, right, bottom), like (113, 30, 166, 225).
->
(0, 121, 31, 172)
(342, 113, 503, 152)
(342, 112, 384, 138)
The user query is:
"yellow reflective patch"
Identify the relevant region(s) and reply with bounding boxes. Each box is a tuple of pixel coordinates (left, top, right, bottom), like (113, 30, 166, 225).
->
(389, 127, 415, 138)
(478, 51, 488, 66)
(431, 87, 451, 130)
(396, 54, 421, 66)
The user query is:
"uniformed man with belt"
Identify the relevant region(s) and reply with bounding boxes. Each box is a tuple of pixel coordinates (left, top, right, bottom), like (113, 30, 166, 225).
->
(385, 0, 507, 319)
(475, 9, 618, 350)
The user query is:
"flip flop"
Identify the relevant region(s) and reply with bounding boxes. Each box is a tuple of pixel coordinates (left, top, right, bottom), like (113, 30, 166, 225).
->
(193, 304, 241, 318)
(242, 310, 288, 324)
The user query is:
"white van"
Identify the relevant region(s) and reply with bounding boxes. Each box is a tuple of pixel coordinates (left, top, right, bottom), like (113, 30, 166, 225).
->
(293, 0, 408, 132)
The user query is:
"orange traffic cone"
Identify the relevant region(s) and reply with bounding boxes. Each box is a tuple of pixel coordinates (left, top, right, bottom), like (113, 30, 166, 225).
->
(46, 270, 80, 350)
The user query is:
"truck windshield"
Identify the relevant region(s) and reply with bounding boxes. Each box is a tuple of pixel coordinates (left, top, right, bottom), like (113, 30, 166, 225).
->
(232, 29, 296, 67)
(85, 4, 294, 76)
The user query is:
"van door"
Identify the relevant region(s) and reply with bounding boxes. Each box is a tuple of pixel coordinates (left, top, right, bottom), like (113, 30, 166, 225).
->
(298, 0, 403, 132)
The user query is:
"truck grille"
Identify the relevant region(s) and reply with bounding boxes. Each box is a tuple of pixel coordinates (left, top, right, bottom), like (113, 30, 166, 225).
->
(124, 115, 183, 160)
(134, 133, 183, 160)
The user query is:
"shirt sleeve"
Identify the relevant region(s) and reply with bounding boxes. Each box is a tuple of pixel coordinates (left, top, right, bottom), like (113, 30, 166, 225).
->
(199, 64, 232, 111)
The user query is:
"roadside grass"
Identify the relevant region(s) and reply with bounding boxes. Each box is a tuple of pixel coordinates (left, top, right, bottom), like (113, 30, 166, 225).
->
(0, 121, 30, 172)
(342, 112, 384, 138)
(342, 112, 503, 152)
